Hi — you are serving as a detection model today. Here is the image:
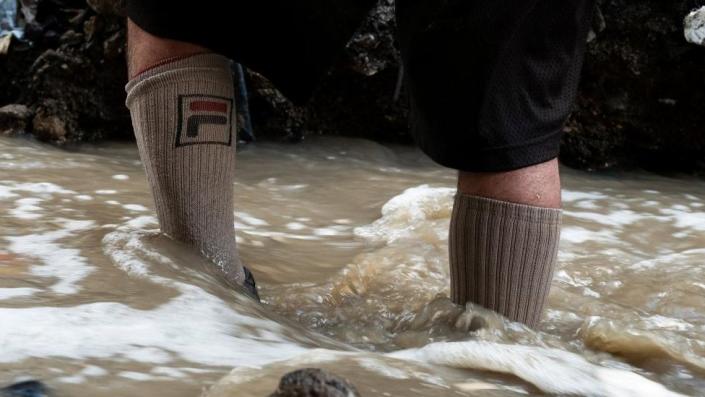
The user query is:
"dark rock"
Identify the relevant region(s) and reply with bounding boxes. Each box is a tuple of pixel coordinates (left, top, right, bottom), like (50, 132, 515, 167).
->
(270, 368, 360, 397)
(345, 0, 397, 77)
(103, 30, 124, 59)
(82, 15, 102, 42)
(86, 0, 126, 16)
(58, 29, 83, 46)
(1, 0, 132, 144)
(1, 380, 49, 397)
(561, 0, 705, 173)
(0, 104, 32, 135)
(21, 44, 130, 143)
(69, 9, 90, 27)
(248, 0, 408, 143)
(685, 7, 705, 46)
(32, 108, 67, 142)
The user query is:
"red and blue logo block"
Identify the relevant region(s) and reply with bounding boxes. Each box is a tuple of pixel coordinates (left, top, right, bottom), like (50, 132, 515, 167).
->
(175, 95, 234, 147)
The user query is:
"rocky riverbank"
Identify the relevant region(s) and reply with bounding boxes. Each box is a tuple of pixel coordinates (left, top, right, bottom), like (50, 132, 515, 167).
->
(1, 0, 704, 173)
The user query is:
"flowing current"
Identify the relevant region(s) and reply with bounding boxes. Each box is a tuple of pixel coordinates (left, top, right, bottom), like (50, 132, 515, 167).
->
(1, 135, 704, 396)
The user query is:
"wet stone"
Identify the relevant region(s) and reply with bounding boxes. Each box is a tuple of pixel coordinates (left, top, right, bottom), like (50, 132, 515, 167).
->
(270, 368, 360, 397)
(1, 380, 49, 397)
(0, 104, 32, 136)
(59, 30, 84, 46)
(32, 110, 67, 143)
(685, 6, 705, 46)
(103, 30, 124, 59)
(86, 0, 126, 16)
(82, 15, 102, 42)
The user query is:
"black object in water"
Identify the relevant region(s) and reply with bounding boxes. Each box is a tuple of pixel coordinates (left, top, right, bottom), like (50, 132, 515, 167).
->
(1, 380, 49, 397)
(270, 368, 360, 397)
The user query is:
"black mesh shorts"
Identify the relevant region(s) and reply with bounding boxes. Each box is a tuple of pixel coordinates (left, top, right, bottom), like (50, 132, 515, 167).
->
(128, 0, 595, 172)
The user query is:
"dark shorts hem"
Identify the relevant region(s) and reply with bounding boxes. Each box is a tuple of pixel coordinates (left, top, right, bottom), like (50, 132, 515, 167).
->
(417, 129, 563, 173)
(398, 0, 594, 172)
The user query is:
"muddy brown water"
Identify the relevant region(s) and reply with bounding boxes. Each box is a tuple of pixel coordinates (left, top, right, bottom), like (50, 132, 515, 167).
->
(1, 135, 704, 396)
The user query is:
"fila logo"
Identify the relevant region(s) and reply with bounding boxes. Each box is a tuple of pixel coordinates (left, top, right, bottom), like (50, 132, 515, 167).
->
(175, 95, 234, 147)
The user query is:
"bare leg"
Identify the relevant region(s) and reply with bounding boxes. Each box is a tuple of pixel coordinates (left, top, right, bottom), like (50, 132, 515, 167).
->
(450, 159, 562, 327)
(127, 19, 207, 78)
(457, 158, 561, 208)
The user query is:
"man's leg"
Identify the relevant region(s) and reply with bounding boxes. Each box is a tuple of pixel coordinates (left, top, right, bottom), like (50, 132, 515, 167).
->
(396, 0, 594, 326)
(450, 159, 561, 327)
(125, 20, 258, 298)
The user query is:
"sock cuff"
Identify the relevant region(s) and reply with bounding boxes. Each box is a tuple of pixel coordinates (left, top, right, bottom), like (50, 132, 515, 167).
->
(125, 53, 233, 107)
(454, 193, 562, 225)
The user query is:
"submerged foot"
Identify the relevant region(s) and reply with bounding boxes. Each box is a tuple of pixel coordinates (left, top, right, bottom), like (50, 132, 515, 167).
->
(242, 266, 260, 302)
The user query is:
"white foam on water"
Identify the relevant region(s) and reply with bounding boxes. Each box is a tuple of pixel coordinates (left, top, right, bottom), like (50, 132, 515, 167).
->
(683, 194, 701, 201)
(629, 248, 705, 270)
(574, 200, 601, 210)
(561, 226, 615, 244)
(1, 181, 78, 219)
(209, 341, 685, 397)
(3, 182, 76, 195)
(123, 204, 148, 212)
(119, 371, 156, 381)
(152, 367, 186, 379)
(0, 185, 19, 199)
(57, 375, 88, 384)
(643, 315, 694, 332)
(5, 218, 96, 295)
(112, 174, 129, 180)
(56, 364, 109, 384)
(10, 197, 44, 219)
(389, 341, 686, 397)
(0, 287, 41, 299)
(0, 160, 48, 170)
(0, 220, 310, 369)
(563, 190, 609, 202)
(564, 209, 647, 226)
(580, 316, 705, 373)
(285, 222, 307, 231)
(278, 184, 309, 191)
(81, 365, 109, 377)
(313, 226, 349, 236)
(240, 228, 322, 242)
(354, 185, 454, 244)
(355, 357, 412, 380)
(235, 212, 270, 226)
(659, 207, 705, 231)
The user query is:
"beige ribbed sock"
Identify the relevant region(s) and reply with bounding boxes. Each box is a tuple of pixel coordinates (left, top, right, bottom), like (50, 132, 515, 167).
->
(125, 53, 255, 295)
(449, 194, 561, 327)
